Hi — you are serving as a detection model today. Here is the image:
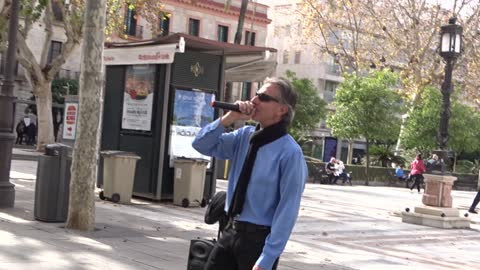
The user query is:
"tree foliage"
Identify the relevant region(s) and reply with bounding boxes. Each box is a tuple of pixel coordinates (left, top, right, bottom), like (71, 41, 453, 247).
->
(401, 86, 480, 156)
(51, 78, 79, 103)
(369, 144, 406, 168)
(284, 70, 327, 142)
(327, 69, 403, 184)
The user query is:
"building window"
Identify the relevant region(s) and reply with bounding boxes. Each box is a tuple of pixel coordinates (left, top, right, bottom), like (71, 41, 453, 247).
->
(124, 6, 138, 37)
(218, 25, 229, 42)
(283, 51, 289, 64)
(158, 12, 170, 37)
(47, 41, 62, 64)
(324, 80, 339, 103)
(189, 18, 200, 36)
(241, 82, 252, 101)
(294, 51, 301, 64)
(245, 31, 255, 46)
(52, 0, 63, 21)
(328, 29, 340, 45)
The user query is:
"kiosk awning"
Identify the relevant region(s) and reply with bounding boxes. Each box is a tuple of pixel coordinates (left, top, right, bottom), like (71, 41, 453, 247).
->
(104, 43, 178, 65)
(105, 33, 277, 82)
(225, 54, 277, 82)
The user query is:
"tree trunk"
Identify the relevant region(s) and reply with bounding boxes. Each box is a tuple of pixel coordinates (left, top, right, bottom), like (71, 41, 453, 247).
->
(35, 83, 55, 150)
(453, 154, 457, 173)
(347, 139, 353, 164)
(234, 0, 249, 44)
(365, 138, 370, 186)
(394, 113, 409, 155)
(66, 0, 107, 231)
(227, 0, 249, 126)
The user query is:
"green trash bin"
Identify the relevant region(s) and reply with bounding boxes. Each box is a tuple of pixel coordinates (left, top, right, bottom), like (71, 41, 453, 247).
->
(100, 151, 140, 204)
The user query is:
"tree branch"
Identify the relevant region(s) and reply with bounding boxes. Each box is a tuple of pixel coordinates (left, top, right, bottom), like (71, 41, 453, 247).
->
(16, 33, 45, 92)
(40, 0, 54, 69)
(22, 0, 36, 37)
(46, 1, 83, 80)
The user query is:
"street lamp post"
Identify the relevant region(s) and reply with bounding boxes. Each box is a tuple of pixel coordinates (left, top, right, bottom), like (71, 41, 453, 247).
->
(0, 0, 20, 207)
(401, 18, 467, 226)
(433, 17, 463, 173)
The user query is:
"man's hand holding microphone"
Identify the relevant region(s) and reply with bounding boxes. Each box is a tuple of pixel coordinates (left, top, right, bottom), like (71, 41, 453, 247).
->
(211, 100, 255, 127)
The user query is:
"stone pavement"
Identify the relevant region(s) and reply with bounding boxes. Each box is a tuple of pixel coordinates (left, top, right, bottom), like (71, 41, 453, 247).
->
(1, 159, 480, 270)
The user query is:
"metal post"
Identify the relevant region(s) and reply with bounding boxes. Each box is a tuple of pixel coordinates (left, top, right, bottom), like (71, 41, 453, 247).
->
(438, 59, 454, 150)
(0, 0, 20, 207)
(432, 57, 455, 174)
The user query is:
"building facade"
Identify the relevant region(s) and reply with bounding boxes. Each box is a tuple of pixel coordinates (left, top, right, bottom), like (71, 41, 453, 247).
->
(262, 0, 366, 162)
(2, 0, 272, 142)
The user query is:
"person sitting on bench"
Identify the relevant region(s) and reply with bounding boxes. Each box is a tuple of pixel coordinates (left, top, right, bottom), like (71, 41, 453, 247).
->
(325, 157, 336, 184)
(395, 165, 408, 181)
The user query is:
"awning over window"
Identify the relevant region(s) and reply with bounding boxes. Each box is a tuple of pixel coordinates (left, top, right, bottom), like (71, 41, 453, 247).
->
(225, 53, 277, 82)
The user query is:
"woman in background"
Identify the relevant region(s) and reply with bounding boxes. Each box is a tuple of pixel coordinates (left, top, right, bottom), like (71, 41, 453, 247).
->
(410, 154, 426, 193)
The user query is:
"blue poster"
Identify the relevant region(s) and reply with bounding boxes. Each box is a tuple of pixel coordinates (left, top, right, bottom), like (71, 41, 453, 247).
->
(169, 89, 215, 167)
(173, 89, 214, 128)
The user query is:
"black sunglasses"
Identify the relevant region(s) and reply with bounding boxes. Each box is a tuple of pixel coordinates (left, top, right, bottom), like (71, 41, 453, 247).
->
(255, 92, 280, 103)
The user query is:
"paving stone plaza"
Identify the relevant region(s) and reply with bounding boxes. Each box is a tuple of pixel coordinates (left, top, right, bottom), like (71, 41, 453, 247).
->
(1, 157, 479, 270)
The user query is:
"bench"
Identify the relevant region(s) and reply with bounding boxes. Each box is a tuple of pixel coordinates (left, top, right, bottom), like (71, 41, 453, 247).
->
(389, 171, 411, 188)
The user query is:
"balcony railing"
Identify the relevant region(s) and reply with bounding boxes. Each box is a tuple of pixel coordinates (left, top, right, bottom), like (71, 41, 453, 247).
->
(325, 63, 341, 76)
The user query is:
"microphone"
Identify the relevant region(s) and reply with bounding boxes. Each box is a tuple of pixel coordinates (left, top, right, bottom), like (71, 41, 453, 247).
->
(210, 101, 241, 113)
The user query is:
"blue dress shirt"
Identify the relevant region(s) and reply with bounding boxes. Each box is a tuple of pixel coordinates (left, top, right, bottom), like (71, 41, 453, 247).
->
(192, 119, 307, 269)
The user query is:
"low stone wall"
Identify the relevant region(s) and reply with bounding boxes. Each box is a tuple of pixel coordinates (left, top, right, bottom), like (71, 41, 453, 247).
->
(305, 158, 479, 191)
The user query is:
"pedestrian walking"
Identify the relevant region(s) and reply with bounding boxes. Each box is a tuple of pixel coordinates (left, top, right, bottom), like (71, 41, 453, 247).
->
(468, 191, 480, 214)
(410, 154, 426, 193)
(15, 119, 26, 144)
(192, 77, 307, 270)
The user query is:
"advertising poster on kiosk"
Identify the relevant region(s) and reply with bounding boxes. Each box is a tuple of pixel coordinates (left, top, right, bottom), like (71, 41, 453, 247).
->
(62, 103, 78, 140)
(121, 65, 155, 131)
(170, 89, 215, 167)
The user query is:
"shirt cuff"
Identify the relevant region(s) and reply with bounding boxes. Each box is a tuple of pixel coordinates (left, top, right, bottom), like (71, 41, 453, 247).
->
(255, 253, 276, 270)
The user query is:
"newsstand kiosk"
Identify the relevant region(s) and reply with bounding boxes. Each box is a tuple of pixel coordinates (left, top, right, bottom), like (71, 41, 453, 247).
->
(101, 33, 276, 202)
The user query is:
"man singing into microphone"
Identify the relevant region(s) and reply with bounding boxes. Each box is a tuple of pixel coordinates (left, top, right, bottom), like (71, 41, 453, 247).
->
(192, 77, 307, 270)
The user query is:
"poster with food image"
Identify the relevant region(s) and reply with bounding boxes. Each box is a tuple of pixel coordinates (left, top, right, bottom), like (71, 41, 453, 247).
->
(169, 89, 215, 167)
(62, 102, 78, 140)
(122, 65, 155, 131)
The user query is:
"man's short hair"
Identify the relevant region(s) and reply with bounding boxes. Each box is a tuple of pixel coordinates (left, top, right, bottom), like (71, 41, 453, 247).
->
(264, 77, 297, 125)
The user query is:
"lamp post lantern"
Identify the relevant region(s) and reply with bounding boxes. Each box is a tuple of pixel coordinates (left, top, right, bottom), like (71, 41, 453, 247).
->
(434, 17, 463, 173)
(0, 0, 20, 207)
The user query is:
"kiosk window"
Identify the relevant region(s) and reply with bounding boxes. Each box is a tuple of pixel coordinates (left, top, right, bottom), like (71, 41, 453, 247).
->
(169, 89, 214, 167)
(121, 65, 156, 132)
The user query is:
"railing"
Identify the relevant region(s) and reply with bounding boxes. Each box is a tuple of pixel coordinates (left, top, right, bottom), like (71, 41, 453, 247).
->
(325, 63, 341, 76)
